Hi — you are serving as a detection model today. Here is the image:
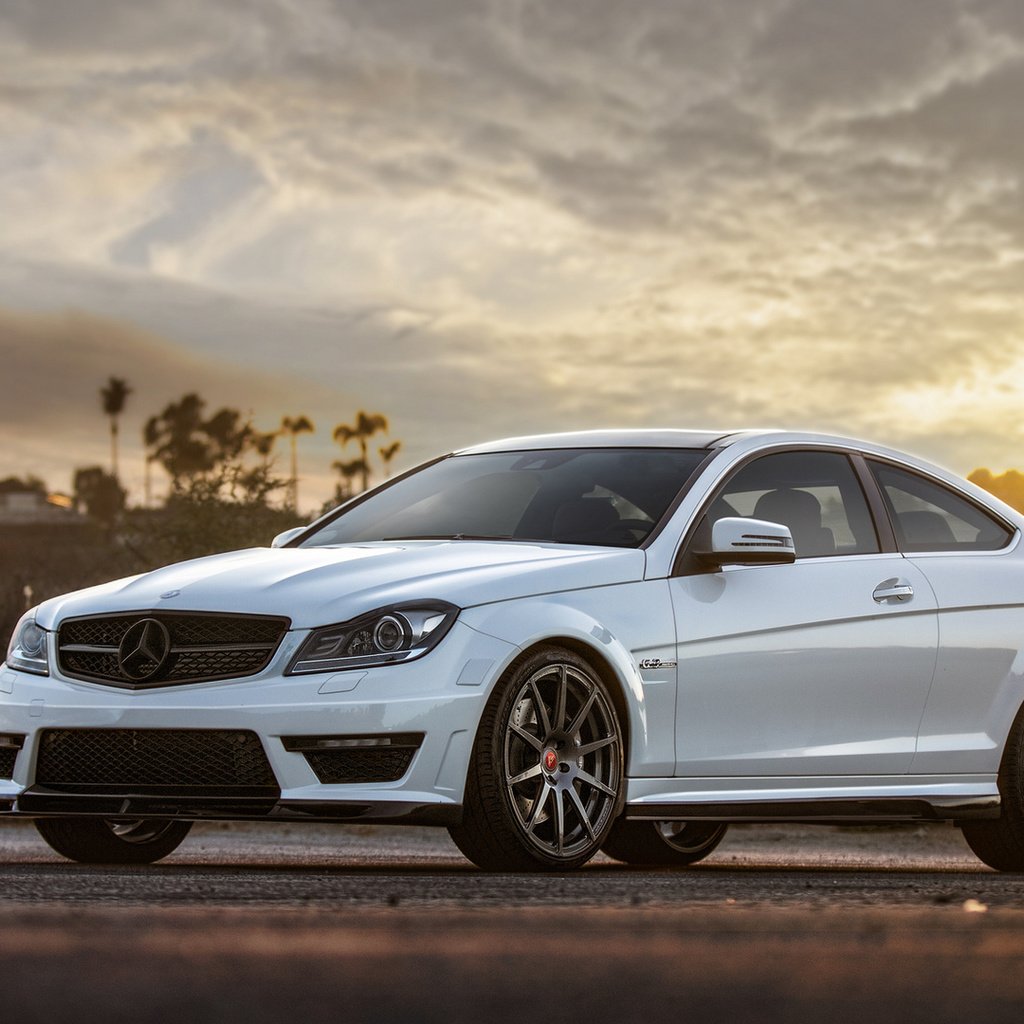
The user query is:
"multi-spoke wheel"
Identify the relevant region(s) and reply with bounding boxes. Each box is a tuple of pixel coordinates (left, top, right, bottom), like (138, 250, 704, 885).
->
(34, 817, 193, 864)
(601, 819, 727, 866)
(449, 646, 623, 871)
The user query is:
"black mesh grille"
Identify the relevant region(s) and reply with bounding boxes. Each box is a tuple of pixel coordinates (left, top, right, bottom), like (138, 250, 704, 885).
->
(35, 729, 278, 793)
(303, 746, 417, 784)
(61, 651, 121, 678)
(0, 748, 17, 780)
(165, 648, 271, 680)
(61, 618, 127, 647)
(57, 612, 289, 688)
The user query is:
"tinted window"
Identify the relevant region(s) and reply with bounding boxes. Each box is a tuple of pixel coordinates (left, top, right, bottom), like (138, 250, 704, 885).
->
(300, 448, 707, 549)
(700, 451, 880, 559)
(868, 462, 1012, 552)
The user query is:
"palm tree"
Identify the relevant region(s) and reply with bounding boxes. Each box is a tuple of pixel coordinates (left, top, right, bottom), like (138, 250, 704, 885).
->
(252, 430, 279, 466)
(100, 377, 131, 480)
(332, 458, 367, 501)
(142, 415, 159, 507)
(281, 415, 314, 510)
(333, 411, 389, 493)
(379, 441, 401, 478)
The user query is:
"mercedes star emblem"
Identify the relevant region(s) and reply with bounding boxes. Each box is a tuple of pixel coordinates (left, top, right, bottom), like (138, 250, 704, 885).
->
(117, 618, 172, 681)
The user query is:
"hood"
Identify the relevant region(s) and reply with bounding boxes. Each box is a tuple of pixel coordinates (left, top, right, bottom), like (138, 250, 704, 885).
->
(36, 541, 646, 630)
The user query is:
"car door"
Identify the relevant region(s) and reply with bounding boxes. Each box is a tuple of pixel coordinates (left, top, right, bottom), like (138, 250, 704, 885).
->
(863, 460, 1023, 776)
(670, 448, 939, 777)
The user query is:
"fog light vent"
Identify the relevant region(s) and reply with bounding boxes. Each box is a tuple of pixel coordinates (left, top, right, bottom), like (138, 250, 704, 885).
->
(0, 734, 25, 780)
(282, 733, 423, 784)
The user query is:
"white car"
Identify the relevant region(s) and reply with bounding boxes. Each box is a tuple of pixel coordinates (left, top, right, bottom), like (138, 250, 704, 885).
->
(3, 429, 1024, 871)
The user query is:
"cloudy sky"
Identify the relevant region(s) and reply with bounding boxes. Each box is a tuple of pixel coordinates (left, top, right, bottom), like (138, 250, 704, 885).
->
(2, 0, 1023, 510)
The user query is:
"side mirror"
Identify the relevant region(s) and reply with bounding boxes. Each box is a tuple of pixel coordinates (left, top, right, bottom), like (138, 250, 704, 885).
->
(697, 517, 796, 568)
(271, 526, 306, 549)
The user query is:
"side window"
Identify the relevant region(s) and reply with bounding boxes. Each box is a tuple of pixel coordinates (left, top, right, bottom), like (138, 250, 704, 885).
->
(868, 462, 1013, 553)
(704, 451, 880, 559)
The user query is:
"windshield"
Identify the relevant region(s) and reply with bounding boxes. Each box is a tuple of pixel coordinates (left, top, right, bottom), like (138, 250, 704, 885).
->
(299, 448, 707, 549)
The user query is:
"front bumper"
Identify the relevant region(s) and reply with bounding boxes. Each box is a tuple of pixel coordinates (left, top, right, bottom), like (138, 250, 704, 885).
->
(0, 620, 518, 824)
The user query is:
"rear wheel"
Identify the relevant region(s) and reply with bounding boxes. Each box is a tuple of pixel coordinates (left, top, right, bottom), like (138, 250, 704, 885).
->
(449, 646, 624, 871)
(602, 819, 727, 866)
(34, 817, 193, 864)
(961, 704, 1024, 871)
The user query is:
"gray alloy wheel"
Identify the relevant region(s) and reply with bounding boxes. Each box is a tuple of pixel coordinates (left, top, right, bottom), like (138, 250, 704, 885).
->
(34, 817, 193, 864)
(601, 819, 728, 866)
(449, 646, 624, 871)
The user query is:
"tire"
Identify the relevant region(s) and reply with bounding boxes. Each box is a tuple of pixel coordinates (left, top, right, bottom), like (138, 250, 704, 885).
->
(34, 817, 193, 865)
(601, 819, 728, 866)
(449, 646, 624, 871)
(962, 703, 1024, 871)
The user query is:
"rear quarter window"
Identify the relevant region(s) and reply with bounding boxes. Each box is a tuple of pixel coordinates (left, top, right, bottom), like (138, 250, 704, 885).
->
(868, 461, 1013, 552)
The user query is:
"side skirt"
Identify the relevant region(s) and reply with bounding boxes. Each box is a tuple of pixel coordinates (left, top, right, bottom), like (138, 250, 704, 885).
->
(626, 796, 1000, 824)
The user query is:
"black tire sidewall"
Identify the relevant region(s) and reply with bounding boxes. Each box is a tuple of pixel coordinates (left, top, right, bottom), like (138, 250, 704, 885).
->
(34, 817, 193, 864)
(602, 818, 727, 866)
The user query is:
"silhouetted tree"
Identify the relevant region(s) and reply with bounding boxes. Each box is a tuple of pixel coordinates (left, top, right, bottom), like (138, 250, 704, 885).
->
(120, 463, 298, 569)
(73, 466, 126, 526)
(281, 415, 314, 510)
(331, 457, 367, 502)
(379, 440, 401, 479)
(968, 468, 1024, 513)
(333, 411, 389, 493)
(143, 393, 255, 491)
(100, 377, 131, 479)
(252, 430, 278, 465)
(0, 475, 47, 497)
(142, 417, 161, 508)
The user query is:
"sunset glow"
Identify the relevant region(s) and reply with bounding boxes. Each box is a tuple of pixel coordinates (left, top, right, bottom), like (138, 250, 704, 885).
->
(2, 0, 1023, 508)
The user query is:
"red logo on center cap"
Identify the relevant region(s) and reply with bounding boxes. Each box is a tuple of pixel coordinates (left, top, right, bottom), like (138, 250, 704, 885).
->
(544, 749, 558, 772)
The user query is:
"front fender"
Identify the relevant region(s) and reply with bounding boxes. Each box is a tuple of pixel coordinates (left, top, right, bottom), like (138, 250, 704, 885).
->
(460, 581, 677, 776)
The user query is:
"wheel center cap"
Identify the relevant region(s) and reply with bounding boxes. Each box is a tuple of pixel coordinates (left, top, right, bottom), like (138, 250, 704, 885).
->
(543, 749, 558, 772)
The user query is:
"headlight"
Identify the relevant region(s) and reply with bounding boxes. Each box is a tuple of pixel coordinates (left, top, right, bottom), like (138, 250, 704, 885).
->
(5, 609, 50, 676)
(286, 601, 459, 674)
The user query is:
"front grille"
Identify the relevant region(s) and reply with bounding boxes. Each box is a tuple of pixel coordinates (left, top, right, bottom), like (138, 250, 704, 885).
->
(35, 729, 279, 794)
(57, 612, 290, 688)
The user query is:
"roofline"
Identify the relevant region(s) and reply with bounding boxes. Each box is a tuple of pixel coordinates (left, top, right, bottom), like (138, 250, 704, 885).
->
(457, 429, 741, 454)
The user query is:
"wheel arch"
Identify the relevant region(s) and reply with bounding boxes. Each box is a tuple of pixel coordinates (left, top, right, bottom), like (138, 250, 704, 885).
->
(463, 597, 664, 777)
(522, 635, 633, 770)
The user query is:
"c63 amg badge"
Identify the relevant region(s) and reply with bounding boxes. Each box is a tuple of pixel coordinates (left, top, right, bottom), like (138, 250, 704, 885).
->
(638, 658, 677, 670)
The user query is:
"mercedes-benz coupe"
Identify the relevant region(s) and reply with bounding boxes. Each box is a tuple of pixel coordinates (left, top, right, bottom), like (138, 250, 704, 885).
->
(4, 429, 1024, 872)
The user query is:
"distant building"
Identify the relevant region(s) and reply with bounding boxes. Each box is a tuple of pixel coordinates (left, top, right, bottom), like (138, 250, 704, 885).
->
(0, 488, 83, 525)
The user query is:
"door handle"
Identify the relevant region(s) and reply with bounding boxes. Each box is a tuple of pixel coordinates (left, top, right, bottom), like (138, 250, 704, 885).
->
(873, 579, 914, 603)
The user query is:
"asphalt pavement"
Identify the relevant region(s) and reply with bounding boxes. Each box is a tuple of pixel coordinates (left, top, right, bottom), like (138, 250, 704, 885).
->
(2, 819, 1022, 1023)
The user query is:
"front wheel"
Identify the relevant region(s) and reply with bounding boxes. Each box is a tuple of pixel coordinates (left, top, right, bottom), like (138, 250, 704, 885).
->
(601, 819, 727, 866)
(34, 817, 193, 864)
(449, 647, 624, 871)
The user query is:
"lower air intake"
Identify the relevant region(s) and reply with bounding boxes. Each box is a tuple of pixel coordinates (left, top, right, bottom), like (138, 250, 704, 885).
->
(0, 735, 23, 780)
(283, 733, 423, 784)
(303, 747, 417, 784)
(35, 729, 279, 795)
